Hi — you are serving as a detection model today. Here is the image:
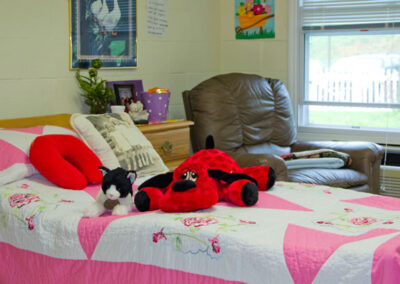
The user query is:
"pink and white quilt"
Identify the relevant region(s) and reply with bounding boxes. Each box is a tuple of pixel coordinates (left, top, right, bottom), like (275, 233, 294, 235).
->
(0, 176, 399, 284)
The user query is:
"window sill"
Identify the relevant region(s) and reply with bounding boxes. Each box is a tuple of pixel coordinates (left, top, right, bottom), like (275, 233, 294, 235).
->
(297, 125, 400, 145)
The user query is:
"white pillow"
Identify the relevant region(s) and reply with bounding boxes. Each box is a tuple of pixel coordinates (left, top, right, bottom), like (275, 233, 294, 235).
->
(285, 157, 345, 170)
(0, 126, 77, 185)
(70, 113, 168, 177)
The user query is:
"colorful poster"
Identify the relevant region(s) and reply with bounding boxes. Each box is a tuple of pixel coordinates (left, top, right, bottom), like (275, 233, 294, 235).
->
(235, 0, 275, 39)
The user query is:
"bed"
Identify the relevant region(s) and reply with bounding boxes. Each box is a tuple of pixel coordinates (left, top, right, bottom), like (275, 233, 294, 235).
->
(0, 114, 399, 284)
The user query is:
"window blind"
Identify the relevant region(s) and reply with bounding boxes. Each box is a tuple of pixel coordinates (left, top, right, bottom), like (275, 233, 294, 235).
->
(300, 0, 400, 29)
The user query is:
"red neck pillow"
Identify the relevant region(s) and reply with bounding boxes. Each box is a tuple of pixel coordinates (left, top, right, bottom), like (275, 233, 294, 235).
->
(29, 135, 103, 189)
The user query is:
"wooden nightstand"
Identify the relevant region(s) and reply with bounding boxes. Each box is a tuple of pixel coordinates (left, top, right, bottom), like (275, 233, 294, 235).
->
(137, 120, 194, 169)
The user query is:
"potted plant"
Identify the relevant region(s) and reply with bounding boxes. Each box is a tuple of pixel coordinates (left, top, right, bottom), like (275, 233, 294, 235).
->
(75, 59, 115, 114)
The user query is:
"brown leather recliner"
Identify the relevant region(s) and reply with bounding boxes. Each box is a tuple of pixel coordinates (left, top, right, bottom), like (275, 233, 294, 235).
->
(182, 73, 384, 194)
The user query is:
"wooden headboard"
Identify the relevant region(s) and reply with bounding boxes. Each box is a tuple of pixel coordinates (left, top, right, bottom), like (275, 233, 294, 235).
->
(0, 114, 73, 129)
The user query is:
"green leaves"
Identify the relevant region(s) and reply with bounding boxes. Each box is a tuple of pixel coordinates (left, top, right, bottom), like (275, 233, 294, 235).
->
(91, 58, 103, 69)
(173, 236, 182, 251)
(1, 215, 6, 228)
(74, 59, 114, 114)
(189, 226, 200, 233)
(88, 68, 98, 78)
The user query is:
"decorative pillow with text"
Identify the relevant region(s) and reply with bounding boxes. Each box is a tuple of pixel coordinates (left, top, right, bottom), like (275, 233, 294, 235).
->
(70, 113, 168, 177)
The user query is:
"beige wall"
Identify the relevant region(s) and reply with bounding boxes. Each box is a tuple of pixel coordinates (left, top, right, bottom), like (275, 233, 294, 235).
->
(0, 0, 289, 120)
(0, 0, 221, 119)
(220, 0, 289, 85)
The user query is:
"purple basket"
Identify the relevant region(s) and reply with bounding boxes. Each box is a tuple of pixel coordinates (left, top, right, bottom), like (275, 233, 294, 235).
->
(141, 92, 170, 122)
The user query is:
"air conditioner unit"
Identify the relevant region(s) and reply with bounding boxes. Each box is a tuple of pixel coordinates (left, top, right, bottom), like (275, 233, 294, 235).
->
(380, 165, 400, 198)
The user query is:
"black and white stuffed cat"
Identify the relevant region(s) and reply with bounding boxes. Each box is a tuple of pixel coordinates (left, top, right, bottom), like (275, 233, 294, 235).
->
(83, 166, 137, 217)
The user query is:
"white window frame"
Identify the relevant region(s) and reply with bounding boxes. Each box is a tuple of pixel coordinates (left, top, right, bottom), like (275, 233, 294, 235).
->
(288, 1, 400, 145)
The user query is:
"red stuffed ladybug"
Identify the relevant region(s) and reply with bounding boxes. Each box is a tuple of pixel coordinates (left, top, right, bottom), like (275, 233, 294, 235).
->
(134, 136, 275, 212)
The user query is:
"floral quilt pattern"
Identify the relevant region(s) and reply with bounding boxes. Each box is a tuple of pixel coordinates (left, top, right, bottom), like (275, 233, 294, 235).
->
(0, 177, 399, 284)
(152, 215, 257, 259)
(0, 182, 74, 231)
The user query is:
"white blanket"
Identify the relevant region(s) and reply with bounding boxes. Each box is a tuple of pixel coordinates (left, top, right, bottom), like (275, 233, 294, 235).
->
(285, 157, 345, 169)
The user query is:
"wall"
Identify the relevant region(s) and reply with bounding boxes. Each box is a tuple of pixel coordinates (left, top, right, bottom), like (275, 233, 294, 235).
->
(0, 0, 221, 119)
(219, 0, 289, 86)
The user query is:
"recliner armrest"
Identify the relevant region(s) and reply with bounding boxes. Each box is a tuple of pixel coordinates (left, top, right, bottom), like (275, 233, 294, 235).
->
(230, 153, 288, 181)
(291, 141, 384, 194)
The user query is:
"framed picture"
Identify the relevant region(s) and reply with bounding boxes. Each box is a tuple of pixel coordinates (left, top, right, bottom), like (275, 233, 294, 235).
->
(234, 0, 275, 39)
(106, 80, 144, 104)
(69, 0, 137, 69)
(114, 84, 137, 106)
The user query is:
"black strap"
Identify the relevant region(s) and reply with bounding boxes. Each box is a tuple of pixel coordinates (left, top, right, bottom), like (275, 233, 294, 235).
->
(138, 172, 173, 190)
(207, 169, 258, 185)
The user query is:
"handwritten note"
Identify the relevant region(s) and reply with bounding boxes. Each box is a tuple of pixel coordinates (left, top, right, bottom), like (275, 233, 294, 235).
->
(147, 0, 168, 36)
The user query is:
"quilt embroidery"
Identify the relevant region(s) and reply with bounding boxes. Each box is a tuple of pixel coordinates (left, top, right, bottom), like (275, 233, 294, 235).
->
(152, 214, 256, 259)
(8, 193, 40, 209)
(313, 207, 400, 232)
(0, 182, 74, 231)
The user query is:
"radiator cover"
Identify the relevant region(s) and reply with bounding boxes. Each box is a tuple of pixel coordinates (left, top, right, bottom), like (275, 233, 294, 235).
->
(380, 165, 400, 198)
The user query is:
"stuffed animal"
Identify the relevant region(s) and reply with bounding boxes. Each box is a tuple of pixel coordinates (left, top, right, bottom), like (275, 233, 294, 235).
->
(128, 101, 149, 124)
(83, 166, 137, 217)
(134, 136, 275, 212)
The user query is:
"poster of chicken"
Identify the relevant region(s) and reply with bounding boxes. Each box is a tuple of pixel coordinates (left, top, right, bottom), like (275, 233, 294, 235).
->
(69, 0, 137, 69)
(235, 0, 275, 39)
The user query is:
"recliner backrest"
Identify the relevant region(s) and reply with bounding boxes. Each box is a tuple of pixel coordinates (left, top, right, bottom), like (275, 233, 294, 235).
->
(183, 73, 297, 154)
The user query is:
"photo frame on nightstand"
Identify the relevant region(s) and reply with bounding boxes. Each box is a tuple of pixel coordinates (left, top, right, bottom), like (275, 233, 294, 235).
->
(106, 80, 144, 105)
(113, 84, 137, 106)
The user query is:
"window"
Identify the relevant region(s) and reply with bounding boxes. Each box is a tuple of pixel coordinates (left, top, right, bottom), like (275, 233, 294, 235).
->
(293, 0, 400, 143)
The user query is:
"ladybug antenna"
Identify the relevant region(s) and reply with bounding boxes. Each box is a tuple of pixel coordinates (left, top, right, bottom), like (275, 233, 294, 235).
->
(205, 135, 215, 149)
